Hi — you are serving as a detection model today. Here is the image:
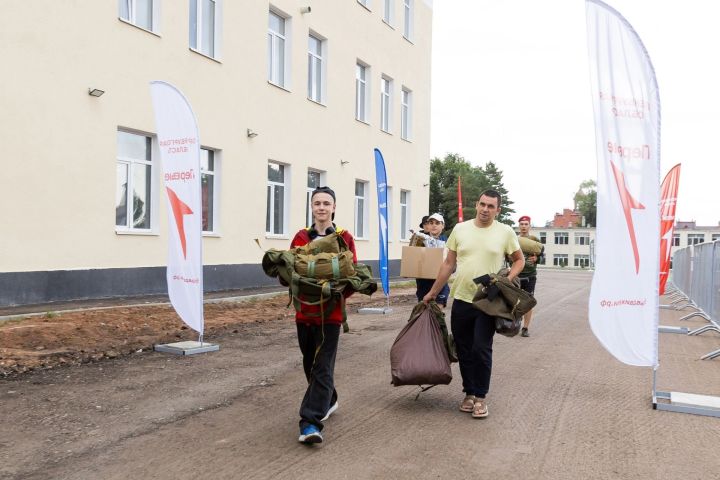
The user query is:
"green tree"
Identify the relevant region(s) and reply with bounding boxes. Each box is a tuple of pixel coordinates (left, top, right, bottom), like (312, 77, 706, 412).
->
(574, 179, 597, 227)
(482, 161, 515, 224)
(429, 153, 515, 230)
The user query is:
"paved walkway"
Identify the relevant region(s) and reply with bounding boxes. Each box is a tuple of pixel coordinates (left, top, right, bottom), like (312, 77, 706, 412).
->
(2, 269, 720, 479)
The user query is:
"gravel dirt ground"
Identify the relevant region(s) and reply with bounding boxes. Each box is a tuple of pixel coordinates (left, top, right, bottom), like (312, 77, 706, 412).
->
(1, 270, 720, 480)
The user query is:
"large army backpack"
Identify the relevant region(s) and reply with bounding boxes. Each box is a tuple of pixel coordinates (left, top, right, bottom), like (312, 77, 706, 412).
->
(261, 232, 377, 332)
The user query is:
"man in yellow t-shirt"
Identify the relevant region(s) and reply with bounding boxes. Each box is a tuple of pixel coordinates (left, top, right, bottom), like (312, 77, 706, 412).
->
(423, 190, 524, 419)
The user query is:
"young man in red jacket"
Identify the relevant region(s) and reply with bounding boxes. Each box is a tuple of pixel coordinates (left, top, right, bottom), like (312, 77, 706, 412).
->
(292, 186, 357, 444)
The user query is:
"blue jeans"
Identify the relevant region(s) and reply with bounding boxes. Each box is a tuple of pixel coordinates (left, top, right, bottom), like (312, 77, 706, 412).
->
(416, 279, 450, 306)
(450, 300, 496, 397)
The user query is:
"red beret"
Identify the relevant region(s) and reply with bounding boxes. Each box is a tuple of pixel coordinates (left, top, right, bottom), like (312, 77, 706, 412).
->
(518, 216, 531, 223)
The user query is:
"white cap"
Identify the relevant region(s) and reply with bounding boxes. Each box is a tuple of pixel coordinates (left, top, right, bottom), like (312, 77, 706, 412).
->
(428, 213, 445, 224)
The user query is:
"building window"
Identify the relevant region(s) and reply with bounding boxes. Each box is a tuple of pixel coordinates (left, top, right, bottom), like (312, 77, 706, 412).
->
(403, 0, 413, 39)
(672, 234, 681, 247)
(575, 232, 590, 245)
(574, 255, 590, 268)
(190, 0, 222, 58)
(306, 170, 324, 227)
(553, 254, 568, 267)
(712, 234, 720, 242)
(554, 232, 569, 245)
(200, 148, 217, 233)
(386, 186, 393, 241)
(266, 162, 288, 235)
(358, 0, 370, 7)
(401, 87, 412, 140)
(688, 233, 705, 245)
(380, 76, 392, 133)
(355, 181, 369, 238)
(383, 0, 394, 25)
(116, 131, 152, 230)
(119, 0, 158, 32)
(307, 33, 325, 103)
(400, 190, 411, 240)
(268, 10, 289, 88)
(355, 62, 370, 122)
(539, 232, 547, 244)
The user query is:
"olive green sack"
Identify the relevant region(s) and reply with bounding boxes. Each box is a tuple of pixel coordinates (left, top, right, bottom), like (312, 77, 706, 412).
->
(295, 250, 355, 279)
(261, 232, 377, 332)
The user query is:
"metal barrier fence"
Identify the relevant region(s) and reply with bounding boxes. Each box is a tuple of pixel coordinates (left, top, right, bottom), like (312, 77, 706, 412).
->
(668, 241, 720, 360)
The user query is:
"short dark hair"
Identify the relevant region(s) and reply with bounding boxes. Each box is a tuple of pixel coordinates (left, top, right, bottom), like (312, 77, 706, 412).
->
(479, 189, 502, 208)
(311, 186, 336, 202)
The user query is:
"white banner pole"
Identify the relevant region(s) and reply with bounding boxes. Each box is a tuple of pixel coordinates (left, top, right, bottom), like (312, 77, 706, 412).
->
(586, 0, 661, 367)
(150, 81, 205, 336)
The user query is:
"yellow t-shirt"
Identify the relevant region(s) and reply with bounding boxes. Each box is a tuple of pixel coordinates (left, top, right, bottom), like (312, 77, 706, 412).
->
(447, 219, 521, 303)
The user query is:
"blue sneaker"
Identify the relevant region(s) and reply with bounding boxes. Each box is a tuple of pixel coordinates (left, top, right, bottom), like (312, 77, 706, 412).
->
(298, 425, 323, 444)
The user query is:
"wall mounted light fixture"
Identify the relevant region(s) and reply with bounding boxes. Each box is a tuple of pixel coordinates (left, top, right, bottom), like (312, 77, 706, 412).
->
(300, 6, 312, 14)
(247, 128, 258, 138)
(340, 159, 350, 165)
(88, 88, 105, 97)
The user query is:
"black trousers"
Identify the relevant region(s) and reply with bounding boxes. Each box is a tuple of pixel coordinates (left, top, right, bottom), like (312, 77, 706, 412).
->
(450, 300, 496, 398)
(297, 322, 340, 431)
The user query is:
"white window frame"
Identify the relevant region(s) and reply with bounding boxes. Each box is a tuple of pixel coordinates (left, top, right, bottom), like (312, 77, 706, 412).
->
(189, 0, 223, 59)
(672, 234, 681, 246)
(554, 232, 569, 245)
(553, 254, 569, 267)
(355, 61, 371, 123)
(386, 186, 394, 242)
(116, 129, 155, 233)
(403, 0, 414, 40)
(268, 8, 291, 89)
(266, 162, 290, 236)
(200, 147, 220, 235)
(400, 190, 411, 240)
(712, 234, 720, 243)
(383, 0, 394, 26)
(118, 0, 160, 33)
(380, 75, 393, 133)
(574, 232, 590, 245)
(305, 169, 325, 227)
(355, 180, 369, 239)
(574, 255, 590, 268)
(401, 87, 412, 140)
(688, 233, 705, 245)
(539, 232, 547, 244)
(307, 32, 327, 104)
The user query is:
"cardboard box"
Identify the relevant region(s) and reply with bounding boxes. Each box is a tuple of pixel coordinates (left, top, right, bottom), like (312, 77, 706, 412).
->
(400, 246, 445, 279)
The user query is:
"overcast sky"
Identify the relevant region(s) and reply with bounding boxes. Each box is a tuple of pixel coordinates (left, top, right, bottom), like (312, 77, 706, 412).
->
(430, 0, 720, 227)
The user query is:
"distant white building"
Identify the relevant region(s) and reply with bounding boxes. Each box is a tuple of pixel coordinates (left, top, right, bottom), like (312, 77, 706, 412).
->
(527, 220, 720, 270)
(529, 227, 596, 269)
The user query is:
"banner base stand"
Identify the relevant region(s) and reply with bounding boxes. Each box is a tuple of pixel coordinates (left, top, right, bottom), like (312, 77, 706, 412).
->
(357, 307, 393, 315)
(658, 325, 689, 334)
(154, 340, 219, 356)
(654, 390, 720, 418)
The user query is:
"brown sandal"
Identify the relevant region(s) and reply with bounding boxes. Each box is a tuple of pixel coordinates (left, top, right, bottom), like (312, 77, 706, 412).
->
(459, 395, 475, 412)
(472, 398, 489, 418)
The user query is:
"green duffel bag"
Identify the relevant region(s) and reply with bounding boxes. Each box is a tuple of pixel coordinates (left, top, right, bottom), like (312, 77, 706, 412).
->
(295, 250, 355, 279)
(261, 234, 378, 332)
(518, 236, 543, 256)
(294, 232, 342, 255)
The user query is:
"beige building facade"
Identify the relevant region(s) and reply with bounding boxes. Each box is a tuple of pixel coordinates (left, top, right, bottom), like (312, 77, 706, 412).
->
(0, 0, 433, 305)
